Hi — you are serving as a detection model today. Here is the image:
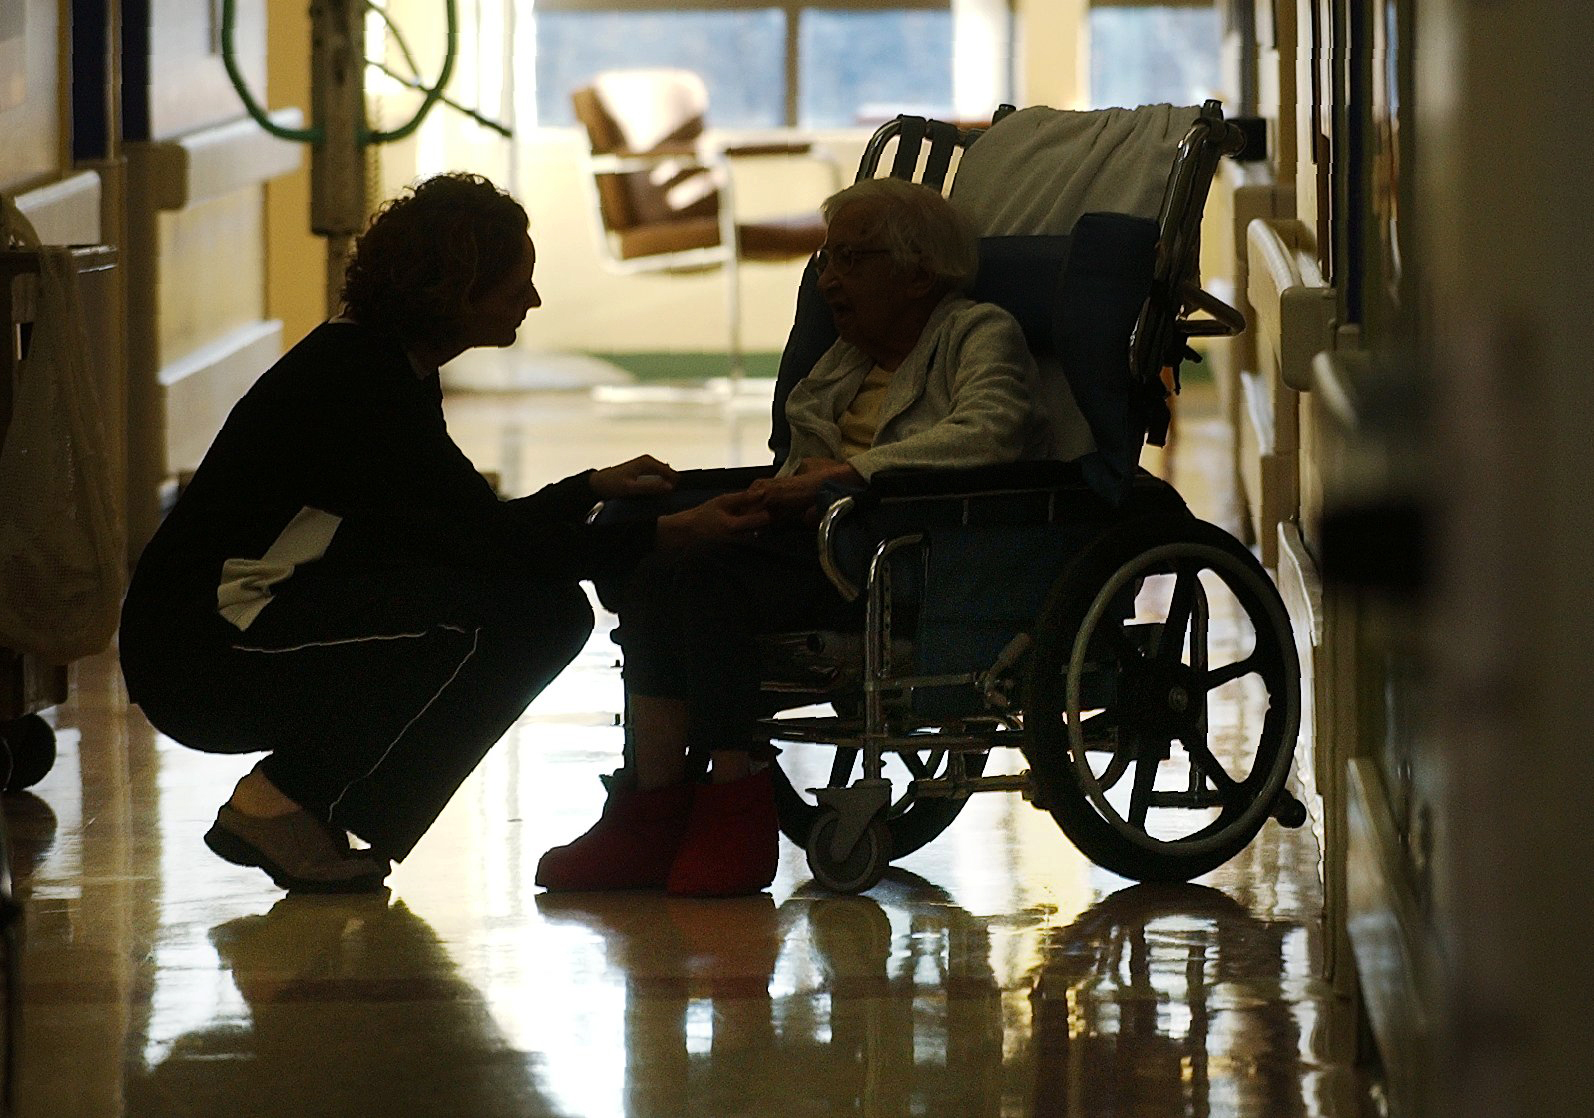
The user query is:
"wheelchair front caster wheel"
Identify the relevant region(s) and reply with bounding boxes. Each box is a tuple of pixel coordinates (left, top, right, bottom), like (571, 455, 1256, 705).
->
(806, 812, 890, 894)
(1, 714, 56, 792)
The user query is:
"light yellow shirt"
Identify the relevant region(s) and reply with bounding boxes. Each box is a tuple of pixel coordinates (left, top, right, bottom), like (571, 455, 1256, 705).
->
(837, 364, 893, 458)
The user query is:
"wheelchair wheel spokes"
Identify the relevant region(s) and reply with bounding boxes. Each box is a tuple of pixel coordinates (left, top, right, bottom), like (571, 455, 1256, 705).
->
(1073, 550, 1287, 851)
(1150, 561, 1200, 662)
(1024, 513, 1300, 882)
(1126, 742, 1159, 829)
(1075, 708, 1132, 789)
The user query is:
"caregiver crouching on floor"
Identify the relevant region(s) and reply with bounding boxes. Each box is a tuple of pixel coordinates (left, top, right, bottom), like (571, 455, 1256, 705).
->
(119, 173, 767, 894)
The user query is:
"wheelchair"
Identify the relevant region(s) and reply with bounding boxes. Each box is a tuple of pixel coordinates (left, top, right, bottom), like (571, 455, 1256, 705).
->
(599, 101, 1305, 894)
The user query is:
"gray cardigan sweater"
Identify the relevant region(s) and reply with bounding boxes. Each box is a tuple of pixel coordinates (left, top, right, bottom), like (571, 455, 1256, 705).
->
(778, 294, 1036, 481)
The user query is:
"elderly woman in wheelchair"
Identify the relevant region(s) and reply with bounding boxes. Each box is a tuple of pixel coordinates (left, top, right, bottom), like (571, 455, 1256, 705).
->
(535, 176, 1042, 897)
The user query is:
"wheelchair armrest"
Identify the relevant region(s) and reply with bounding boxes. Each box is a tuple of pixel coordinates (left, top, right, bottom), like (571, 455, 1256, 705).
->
(814, 460, 1110, 601)
(841, 459, 1091, 503)
(814, 462, 1193, 601)
(825, 462, 1191, 522)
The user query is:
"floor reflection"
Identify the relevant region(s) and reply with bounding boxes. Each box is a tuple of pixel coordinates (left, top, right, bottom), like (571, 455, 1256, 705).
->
(1031, 883, 1319, 1118)
(1, 792, 56, 881)
(533, 871, 1018, 1117)
(521, 873, 1351, 1118)
(126, 892, 558, 1118)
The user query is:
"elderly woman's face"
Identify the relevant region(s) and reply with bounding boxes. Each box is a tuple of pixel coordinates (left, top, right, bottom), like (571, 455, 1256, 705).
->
(458, 232, 542, 350)
(817, 202, 923, 352)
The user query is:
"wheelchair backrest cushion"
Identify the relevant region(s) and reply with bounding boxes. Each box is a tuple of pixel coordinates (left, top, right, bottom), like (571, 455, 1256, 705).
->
(772, 212, 1159, 505)
(971, 234, 1093, 463)
(1054, 212, 1161, 502)
(771, 254, 834, 460)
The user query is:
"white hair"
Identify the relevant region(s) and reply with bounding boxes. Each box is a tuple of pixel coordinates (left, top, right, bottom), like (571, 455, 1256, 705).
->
(820, 177, 978, 291)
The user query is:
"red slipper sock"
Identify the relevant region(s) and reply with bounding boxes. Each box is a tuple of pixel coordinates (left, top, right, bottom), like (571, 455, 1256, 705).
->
(535, 782, 694, 891)
(666, 769, 780, 897)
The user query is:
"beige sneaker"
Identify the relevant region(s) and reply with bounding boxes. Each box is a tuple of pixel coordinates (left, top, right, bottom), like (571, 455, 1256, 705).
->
(205, 804, 390, 893)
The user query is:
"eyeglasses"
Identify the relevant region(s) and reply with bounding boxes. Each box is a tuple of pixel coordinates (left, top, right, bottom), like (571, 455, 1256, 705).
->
(814, 245, 891, 276)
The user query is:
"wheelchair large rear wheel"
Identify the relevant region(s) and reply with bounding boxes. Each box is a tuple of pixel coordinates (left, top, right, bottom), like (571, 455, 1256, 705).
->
(1023, 513, 1299, 882)
(770, 744, 990, 860)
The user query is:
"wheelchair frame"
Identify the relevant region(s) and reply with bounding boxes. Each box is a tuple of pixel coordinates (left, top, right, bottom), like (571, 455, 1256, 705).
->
(756, 102, 1306, 892)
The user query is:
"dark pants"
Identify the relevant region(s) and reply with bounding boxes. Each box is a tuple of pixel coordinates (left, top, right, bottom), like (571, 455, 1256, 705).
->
(614, 526, 861, 753)
(122, 566, 593, 860)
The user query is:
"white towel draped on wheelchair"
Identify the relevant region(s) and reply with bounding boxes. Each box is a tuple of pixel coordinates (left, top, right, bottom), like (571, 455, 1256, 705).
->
(950, 102, 1202, 235)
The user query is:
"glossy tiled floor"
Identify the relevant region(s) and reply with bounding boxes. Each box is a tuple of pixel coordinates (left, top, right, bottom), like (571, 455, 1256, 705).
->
(6, 374, 1375, 1117)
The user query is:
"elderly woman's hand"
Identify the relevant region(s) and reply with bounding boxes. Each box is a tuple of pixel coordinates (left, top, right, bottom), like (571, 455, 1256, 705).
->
(589, 454, 680, 499)
(747, 458, 862, 520)
(655, 490, 772, 548)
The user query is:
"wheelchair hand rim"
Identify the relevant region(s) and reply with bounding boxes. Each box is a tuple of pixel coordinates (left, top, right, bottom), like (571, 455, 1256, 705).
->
(1064, 540, 1300, 857)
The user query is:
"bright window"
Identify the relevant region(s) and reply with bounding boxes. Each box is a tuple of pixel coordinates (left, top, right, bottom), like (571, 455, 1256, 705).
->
(531, 3, 954, 129)
(798, 10, 954, 126)
(533, 10, 786, 127)
(1089, 5, 1220, 110)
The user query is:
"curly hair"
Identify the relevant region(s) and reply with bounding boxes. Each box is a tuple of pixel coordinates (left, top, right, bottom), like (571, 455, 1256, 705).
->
(339, 173, 530, 349)
(820, 177, 978, 292)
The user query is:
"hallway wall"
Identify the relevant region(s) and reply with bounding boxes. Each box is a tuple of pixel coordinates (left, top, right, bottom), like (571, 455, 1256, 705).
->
(1414, 3, 1594, 1115)
(1202, 2, 1594, 1115)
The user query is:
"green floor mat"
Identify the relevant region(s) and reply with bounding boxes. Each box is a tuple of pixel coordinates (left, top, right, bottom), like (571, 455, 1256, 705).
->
(590, 352, 781, 383)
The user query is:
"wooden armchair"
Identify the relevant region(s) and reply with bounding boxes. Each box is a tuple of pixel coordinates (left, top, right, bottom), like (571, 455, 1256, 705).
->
(570, 68, 840, 384)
